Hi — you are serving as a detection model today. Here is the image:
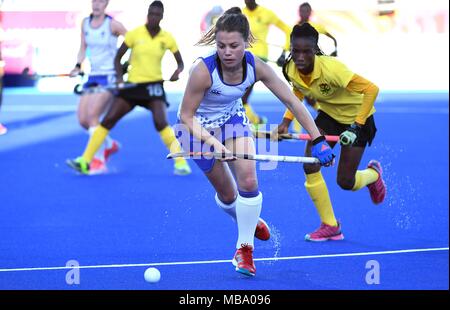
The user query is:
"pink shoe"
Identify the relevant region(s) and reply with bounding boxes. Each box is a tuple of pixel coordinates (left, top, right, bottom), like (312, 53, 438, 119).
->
(104, 140, 120, 161)
(0, 123, 7, 136)
(367, 160, 386, 204)
(89, 158, 107, 175)
(305, 221, 344, 242)
(255, 218, 270, 241)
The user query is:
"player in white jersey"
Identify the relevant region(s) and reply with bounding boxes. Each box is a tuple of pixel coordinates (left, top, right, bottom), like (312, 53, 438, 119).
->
(70, 0, 126, 174)
(176, 7, 334, 277)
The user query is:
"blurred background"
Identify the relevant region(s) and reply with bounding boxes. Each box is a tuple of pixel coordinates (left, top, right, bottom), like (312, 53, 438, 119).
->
(1, 0, 448, 92)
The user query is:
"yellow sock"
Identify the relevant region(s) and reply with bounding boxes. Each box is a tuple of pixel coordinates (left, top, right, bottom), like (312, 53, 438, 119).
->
(305, 171, 337, 226)
(352, 169, 379, 191)
(292, 119, 302, 133)
(82, 125, 109, 163)
(159, 126, 186, 165)
(243, 103, 260, 124)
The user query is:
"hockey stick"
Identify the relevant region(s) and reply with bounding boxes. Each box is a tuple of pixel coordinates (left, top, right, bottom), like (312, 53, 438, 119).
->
(167, 151, 320, 164)
(73, 82, 137, 95)
(252, 129, 339, 143)
(21, 67, 84, 80)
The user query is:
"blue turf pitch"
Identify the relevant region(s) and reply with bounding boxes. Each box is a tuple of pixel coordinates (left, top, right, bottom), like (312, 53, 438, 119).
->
(0, 90, 448, 290)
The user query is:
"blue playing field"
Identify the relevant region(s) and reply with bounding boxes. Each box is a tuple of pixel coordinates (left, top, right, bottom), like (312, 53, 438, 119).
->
(0, 89, 448, 290)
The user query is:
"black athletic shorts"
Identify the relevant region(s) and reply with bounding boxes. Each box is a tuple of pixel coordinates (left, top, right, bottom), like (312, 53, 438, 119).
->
(315, 111, 377, 147)
(117, 81, 168, 108)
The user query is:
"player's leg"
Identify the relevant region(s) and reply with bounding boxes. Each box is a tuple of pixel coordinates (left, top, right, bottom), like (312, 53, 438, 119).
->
(148, 98, 191, 175)
(303, 112, 343, 241)
(86, 91, 119, 161)
(84, 92, 111, 163)
(67, 97, 133, 174)
(340, 116, 386, 204)
(225, 136, 261, 276)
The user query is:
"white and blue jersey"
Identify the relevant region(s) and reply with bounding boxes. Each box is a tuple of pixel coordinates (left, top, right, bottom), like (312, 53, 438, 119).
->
(175, 51, 257, 173)
(83, 15, 118, 76)
(179, 51, 257, 130)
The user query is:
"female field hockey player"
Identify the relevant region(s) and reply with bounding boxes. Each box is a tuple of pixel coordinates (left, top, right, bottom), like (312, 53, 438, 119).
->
(298, 2, 338, 56)
(274, 23, 386, 242)
(69, 0, 127, 173)
(241, 0, 291, 127)
(67, 1, 191, 176)
(176, 8, 334, 277)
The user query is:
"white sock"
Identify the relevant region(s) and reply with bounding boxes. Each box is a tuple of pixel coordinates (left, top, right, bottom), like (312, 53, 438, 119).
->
(215, 194, 237, 221)
(89, 126, 106, 161)
(235, 193, 262, 249)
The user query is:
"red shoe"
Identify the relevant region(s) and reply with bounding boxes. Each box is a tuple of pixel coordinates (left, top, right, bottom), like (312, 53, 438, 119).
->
(89, 158, 107, 175)
(305, 221, 344, 242)
(367, 160, 386, 204)
(232, 244, 256, 276)
(104, 140, 120, 161)
(0, 123, 7, 136)
(255, 218, 270, 241)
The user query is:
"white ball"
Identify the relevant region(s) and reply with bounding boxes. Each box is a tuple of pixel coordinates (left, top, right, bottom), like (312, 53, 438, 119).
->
(144, 267, 161, 283)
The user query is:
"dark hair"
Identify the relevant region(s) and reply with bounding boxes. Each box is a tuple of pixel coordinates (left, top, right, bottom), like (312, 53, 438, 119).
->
(291, 23, 319, 45)
(282, 23, 323, 83)
(300, 2, 312, 9)
(197, 7, 255, 46)
(149, 0, 164, 12)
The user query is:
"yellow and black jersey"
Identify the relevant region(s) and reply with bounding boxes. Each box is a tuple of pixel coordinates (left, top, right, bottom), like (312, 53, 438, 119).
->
(283, 56, 378, 125)
(243, 5, 290, 60)
(124, 25, 178, 83)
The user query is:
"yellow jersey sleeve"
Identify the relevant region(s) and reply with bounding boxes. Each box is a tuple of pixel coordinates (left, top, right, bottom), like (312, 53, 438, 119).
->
(124, 29, 136, 48)
(165, 32, 179, 54)
(309, 22, 328, 35)
(272, 15, 292, 51)
(345, 74, 379, 125)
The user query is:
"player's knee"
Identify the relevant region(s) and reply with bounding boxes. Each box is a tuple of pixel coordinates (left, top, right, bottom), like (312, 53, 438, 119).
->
(78, 117, 90, 130)
(238, 176, 258, 192)
(86, 112, 100, 126)
(154, 120, 168, 132)
(303, 163, 321, 174)
(100, 118, 115, 130)
(217, 192, 237, 204)
(337, 176, 354, 190)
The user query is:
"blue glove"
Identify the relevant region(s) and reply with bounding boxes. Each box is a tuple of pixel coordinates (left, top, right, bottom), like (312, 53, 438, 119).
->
(311, 136, 335, 166)
(339, 123, 362, 146)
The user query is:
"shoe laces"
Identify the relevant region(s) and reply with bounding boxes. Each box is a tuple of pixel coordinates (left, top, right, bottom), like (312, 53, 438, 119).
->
(235, 244, 253, 265)
(312, 223, 339, 237)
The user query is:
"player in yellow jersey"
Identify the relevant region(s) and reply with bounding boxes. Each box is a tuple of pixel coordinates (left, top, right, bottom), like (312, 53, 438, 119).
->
(242, 0, 291, 127)
(66, 1, 191, 176)
(290, 2, 339, 133)
(274, 23, 386, 241)
(298, 2, 338, 57)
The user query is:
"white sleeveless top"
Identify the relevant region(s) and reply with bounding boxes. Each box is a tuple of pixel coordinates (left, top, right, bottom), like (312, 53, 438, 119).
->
(179, 51, 257, 129)
(83, 15, 118, 75)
